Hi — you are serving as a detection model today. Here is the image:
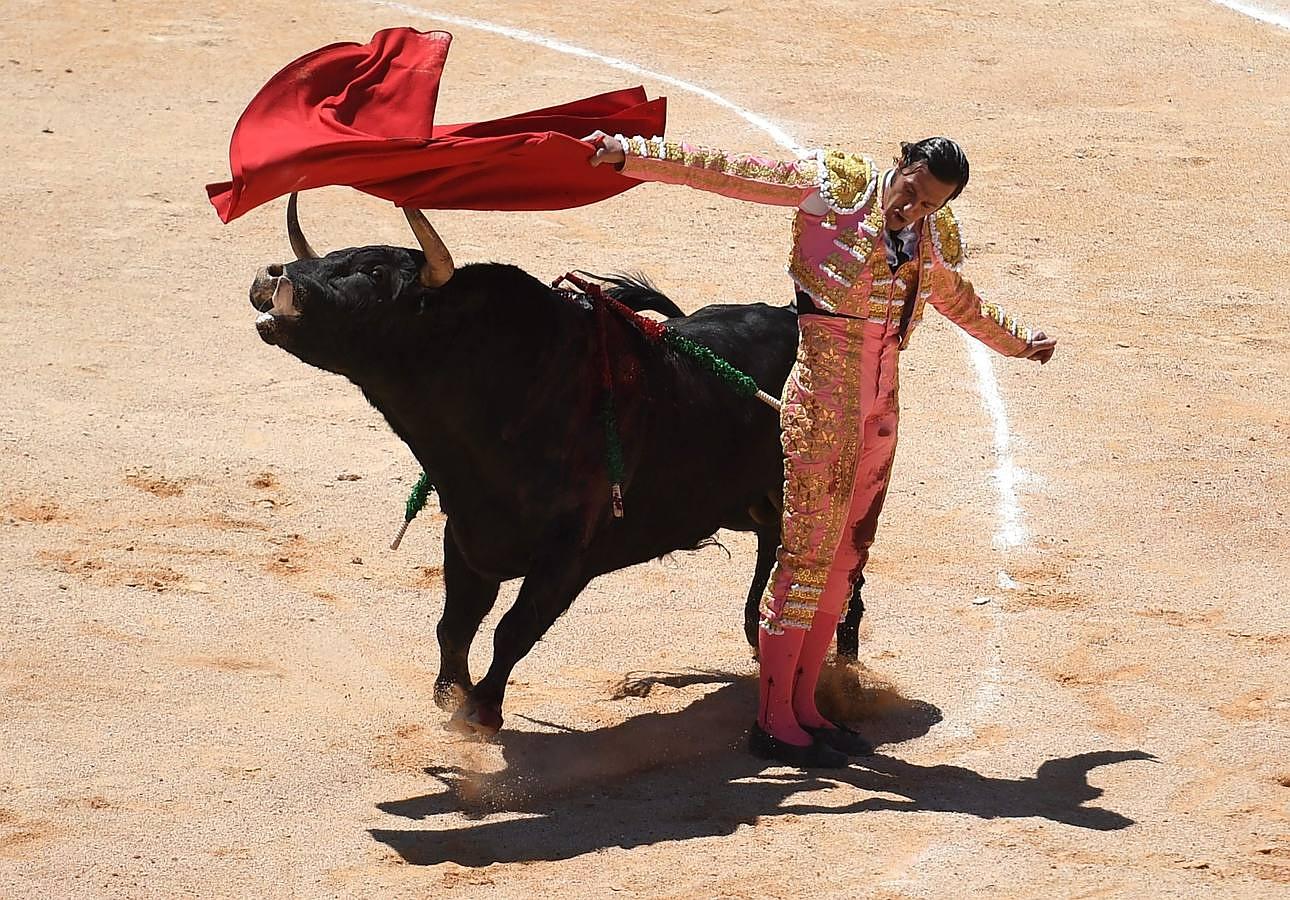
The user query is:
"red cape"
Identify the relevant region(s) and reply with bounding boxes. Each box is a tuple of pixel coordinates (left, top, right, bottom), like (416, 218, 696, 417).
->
(206, 28, 666, 222)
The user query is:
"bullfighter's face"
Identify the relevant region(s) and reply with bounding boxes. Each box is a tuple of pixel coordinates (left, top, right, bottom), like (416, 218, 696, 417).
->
(882, 162, 958, 232)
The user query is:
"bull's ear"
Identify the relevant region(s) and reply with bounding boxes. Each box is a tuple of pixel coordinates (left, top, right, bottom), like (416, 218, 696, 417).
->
(402, 207, 454, 288)
(286, 193, 321, 260)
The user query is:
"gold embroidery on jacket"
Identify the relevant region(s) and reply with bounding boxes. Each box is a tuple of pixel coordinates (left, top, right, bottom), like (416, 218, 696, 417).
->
(980, 301, 1030, 341)
(627, 139, 817, 187)
(834, 228, 875, 261)
(820, 252, 866, 288)
(930, 205, 964, 270)
(817, 151, 875, 212)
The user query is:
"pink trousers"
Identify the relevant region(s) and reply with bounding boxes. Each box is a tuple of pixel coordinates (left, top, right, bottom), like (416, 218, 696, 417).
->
(760, 315, 901, 632)
(754, 314, 902, 744)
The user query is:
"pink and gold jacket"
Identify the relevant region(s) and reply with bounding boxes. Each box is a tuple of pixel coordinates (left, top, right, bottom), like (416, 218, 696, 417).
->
(615, 136, 1034, 355)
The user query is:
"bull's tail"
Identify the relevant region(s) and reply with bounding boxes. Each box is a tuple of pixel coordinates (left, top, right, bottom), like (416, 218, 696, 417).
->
(580, 271, 687, 319)
(658, 532, 730, 564)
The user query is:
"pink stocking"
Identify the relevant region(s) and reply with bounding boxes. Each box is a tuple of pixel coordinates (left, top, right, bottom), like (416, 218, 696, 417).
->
(757, 625, 810, 746)
(792, 611, 840, 730)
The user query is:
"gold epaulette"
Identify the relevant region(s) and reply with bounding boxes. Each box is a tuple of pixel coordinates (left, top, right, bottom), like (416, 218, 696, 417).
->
(930, 205, 965, 271)
(816, 151, 876, 214)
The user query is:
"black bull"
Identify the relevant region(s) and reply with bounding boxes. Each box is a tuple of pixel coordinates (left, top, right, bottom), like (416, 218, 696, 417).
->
(248, 201, 864, 736)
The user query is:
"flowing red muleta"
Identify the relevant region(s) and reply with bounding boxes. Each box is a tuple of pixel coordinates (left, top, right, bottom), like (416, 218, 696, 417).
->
(207, 27, 666, 221)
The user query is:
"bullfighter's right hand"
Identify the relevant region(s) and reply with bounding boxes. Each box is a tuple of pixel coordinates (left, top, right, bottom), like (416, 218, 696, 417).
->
(584, 131, 626, 168)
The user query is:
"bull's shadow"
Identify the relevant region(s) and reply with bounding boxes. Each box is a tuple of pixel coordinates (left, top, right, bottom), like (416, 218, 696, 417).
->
(370, 671, 1153, 867)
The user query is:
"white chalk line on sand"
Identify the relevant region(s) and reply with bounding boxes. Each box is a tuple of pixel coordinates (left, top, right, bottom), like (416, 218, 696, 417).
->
(363, 0, 1019, 725)
(364, 2, 803, 151)
(1208, 0, 1290, 30)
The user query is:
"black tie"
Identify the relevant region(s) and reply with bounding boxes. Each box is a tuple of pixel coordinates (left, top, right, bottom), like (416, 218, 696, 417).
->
(887, 230, 909, 268)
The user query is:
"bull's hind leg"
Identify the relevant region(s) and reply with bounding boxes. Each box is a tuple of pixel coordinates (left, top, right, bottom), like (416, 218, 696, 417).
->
(835, 574, 866, 660)
(435, 530, 500, 711)
(451, 556, 588, 737)
(744, 528, 779, 651)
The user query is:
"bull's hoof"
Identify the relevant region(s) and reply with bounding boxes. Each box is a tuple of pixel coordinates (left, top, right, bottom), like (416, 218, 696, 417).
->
(433, 679, 469, 712)
(446, 699, 503, 739)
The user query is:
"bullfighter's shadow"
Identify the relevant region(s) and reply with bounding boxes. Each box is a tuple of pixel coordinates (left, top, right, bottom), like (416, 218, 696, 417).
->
(370, 670, 1154, 867)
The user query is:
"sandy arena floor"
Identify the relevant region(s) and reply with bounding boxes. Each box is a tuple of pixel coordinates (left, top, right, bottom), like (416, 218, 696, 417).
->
(1, 0, 1287, 897)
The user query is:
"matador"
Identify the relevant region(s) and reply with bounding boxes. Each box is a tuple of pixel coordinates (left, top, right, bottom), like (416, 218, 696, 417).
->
(590, 133, 1057, 766)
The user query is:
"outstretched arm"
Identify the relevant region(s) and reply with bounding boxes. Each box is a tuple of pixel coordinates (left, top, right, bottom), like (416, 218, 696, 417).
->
(925, 207, 1056, 362)
(930, 269, 1057, 362)
(587, 131, 822, 209)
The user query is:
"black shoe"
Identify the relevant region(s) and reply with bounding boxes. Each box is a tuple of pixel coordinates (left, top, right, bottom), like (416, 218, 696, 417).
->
(803, 721, 873, 757)
(748, 723, 849, 768)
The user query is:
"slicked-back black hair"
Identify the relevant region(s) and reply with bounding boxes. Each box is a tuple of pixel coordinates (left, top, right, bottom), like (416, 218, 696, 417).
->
(899, 137, 970, 201)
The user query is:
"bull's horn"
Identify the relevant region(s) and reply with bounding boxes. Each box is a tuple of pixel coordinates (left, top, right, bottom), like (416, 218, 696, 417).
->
(286, 192, 320, 260)
(402, 207, 455, 288)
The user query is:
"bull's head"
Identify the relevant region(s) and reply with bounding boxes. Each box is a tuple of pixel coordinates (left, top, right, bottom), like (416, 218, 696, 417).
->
(249, 194, 456, 375)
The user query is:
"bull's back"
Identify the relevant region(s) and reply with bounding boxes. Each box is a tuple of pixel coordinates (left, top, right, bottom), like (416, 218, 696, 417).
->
(670, 302, 797, 396)
(583, 301, 797, 573)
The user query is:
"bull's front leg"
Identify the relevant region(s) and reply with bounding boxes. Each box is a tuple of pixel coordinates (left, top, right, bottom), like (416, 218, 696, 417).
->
(451, 554, 589, 738)
(435, 526, 500, 711)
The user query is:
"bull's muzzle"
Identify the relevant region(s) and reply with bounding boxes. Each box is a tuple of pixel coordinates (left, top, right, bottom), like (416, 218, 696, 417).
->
(251, 267, 301, 345)
(250, 266, 301, 319)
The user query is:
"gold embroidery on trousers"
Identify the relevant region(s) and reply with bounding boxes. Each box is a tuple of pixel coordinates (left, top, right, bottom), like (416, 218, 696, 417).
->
(768, 318, 868, 629)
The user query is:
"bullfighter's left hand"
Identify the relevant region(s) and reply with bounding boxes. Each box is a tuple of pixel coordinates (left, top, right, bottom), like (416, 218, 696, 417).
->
(1021, 331, 1057, 364)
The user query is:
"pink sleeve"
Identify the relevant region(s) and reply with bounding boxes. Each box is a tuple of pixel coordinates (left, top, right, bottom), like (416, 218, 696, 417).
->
(925, 206, 1034, 357)
(616, 135, 819, 207)
(928, 269, 1034, 357)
